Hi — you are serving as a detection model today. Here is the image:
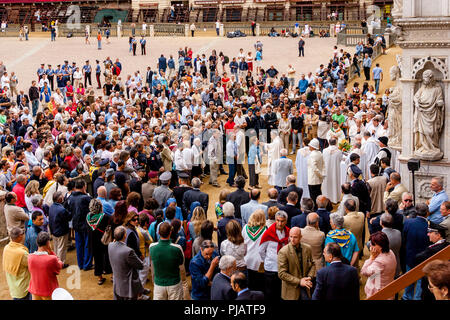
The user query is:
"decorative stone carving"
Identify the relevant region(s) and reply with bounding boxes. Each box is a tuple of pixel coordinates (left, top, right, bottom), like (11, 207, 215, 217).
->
(416, 175, 435, 200)
(392, 0, 403, 18)
(387, 64, 402, 148)
(412, 56, 449, 80)
(413, 69, 445, 160)
(416, 174, 447, 201)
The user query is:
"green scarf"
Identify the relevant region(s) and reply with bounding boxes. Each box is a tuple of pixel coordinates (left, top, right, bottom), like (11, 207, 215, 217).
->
(246, 225, 267, 242)
(86, 212, 105, 231)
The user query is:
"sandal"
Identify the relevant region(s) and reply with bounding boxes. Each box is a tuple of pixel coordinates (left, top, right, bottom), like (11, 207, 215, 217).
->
(98, 278, 106, 285)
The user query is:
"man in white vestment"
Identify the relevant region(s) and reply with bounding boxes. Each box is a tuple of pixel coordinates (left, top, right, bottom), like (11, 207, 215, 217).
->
(307, 138, 325, 206)
(264, 131, 282, 186)
(322, 138, 343, 204)
(295, 140, 311, 200)
(326, 120, 346, 145)
(361, 131, 379, 176)
(235, 127, 247, 178)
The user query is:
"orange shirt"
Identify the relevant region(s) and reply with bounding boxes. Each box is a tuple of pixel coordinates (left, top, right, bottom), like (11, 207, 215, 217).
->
(44, 168, 54, 181)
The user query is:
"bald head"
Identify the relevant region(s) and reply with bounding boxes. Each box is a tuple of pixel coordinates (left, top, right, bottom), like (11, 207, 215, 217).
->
(267, 188, 278, 200)
(250, 189, 261, 201)
(316, 195, 327, 208)
(306, 212, 319, 227)
(97, 186, 107, 198)
(286, 175, 296, 185)
(289, 227, 302, 246)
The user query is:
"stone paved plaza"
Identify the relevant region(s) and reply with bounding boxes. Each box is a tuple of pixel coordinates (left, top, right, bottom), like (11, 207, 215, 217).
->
(1, 35, 353, 94)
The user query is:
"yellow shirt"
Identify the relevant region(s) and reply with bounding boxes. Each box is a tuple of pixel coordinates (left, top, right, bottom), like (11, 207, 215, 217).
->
(3, 242, 31, 299)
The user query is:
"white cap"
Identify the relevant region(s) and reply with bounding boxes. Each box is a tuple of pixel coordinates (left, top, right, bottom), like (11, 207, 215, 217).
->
(51, 288, 74, 300)
(308, 138, 320, 150)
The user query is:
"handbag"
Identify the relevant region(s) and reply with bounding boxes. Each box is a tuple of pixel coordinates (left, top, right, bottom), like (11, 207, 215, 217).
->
(184, 222, 193, 259)
(100, 225, 113, 245)
(254, 156, 262, 174)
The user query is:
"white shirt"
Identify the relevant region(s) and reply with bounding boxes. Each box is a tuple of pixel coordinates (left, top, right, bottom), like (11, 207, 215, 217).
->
(242, 225, 265, 271)
(73, 70, 83, 80)
(182, 148, 194, 170)
(1, 75, 9, 89)
(174, 149, 187, 171)
(25, 150, 40, 168)
(259, 229, 285, 272)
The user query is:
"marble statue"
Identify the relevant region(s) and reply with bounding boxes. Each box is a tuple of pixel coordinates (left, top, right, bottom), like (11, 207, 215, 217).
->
(388, 65, 402, 148)
(413, 69, 445, 160)
(392, 0, 403, 17)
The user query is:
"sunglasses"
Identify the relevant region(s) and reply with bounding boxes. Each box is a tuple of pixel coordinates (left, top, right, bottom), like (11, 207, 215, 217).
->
(404, 199, 413, 202)
(131, 217, 139, 221)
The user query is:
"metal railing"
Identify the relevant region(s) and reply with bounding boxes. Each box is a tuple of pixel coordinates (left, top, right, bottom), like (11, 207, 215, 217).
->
(337, 33, 368, 46)
(153, 23, 185, 37)
(0, 26, 21, 37)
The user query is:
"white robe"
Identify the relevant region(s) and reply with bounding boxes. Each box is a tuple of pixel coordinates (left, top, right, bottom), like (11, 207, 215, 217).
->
(265, 136, 282, 186)
(296, 147, 311, 200)
(361, 138, 379, 178)
(326, 128, 346, 145)
(322, 145, 343, 203)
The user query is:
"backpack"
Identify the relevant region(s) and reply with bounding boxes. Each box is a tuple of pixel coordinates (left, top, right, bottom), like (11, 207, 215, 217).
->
(224, 56, 229, 64)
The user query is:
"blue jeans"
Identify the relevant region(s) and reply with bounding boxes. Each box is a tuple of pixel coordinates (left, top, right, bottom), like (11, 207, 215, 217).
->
(402, 265, 422, 300)
(216, 28, 219, 36)
(292, 131, 302, 152)
(98, 40, 102, 49)
(25, 33, 28, 41)
(298, 47, 304, 57)
(31, 99, 39, 117)
(75, 231, 93, 270)
(227, 163, 236, 186)
(374, 79, 381, 94)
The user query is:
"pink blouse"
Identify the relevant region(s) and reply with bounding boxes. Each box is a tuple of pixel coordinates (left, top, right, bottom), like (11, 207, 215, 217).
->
(361, 250, 397, 299)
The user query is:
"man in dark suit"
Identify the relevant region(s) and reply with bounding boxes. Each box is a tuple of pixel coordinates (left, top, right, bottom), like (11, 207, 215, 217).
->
(316, 195, 332, 235)
(280, 191, 302, 227)
(291, 197, 314, 228)
(312, 242, 360, 300)
(145, 66, 153, 86)
(225, 176, 250, 219)
(211, 255, 237, 300)
(108, 226, 144, 300)
(402, 203, 430, 300)
(173, 172, 192, 220)
(16, 90, 29, 106)
(348, 165, 371, 215)
(277, 175, 303, 209)
(182, 177, 209, 217)
(415, 225, 449, 300)
(231, 271, 264, 300)
(262, 188, 284, 209)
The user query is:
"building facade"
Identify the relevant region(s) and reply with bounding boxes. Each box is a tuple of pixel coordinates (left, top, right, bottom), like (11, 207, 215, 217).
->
(132, 0, 394, 23)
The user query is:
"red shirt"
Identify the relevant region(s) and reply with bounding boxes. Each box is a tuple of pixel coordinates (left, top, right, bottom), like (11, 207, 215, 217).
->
(65, 85, 73, 97)
(12, 183, 26, 208)
(224, 120, 235, 134)
(28, 251, 62, 297)
(69, 156, 80, 171)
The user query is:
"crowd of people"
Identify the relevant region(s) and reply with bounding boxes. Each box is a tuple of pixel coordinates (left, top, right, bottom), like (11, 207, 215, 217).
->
(0, 31, 449, 301)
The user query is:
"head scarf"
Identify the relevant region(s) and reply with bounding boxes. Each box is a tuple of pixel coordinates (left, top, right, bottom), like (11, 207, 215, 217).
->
(86, 199, 104, 231)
